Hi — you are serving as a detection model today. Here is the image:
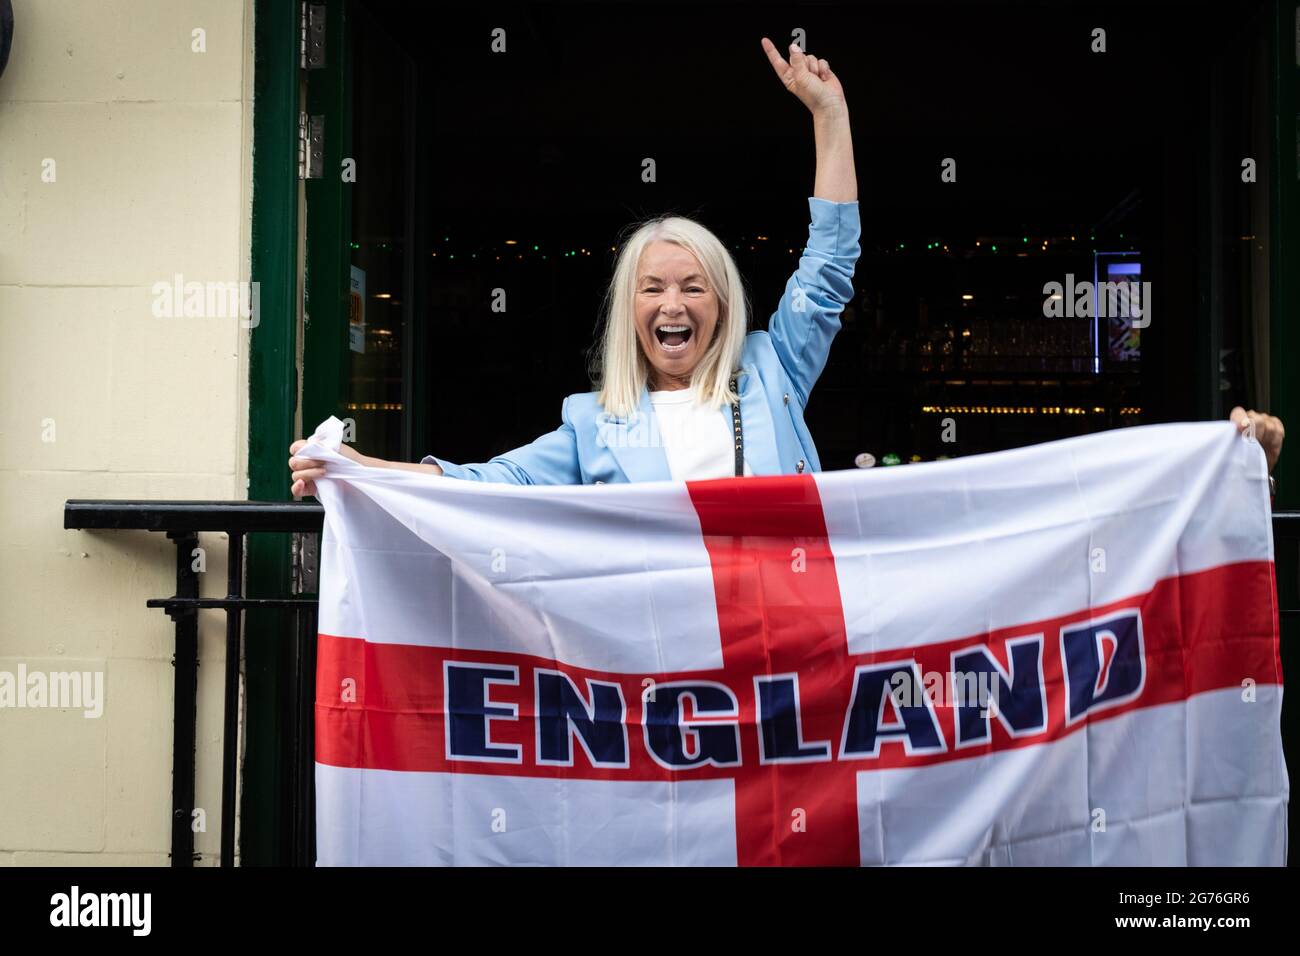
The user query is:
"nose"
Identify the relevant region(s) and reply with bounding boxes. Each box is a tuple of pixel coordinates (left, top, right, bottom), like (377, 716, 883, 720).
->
(661, 287, 685, 315)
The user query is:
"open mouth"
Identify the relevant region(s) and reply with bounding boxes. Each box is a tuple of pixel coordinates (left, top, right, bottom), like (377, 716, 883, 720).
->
(654, 324, 693, 353)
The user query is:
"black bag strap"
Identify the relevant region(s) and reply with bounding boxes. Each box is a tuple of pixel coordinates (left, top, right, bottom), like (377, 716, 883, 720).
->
(730, 373, 743, 477)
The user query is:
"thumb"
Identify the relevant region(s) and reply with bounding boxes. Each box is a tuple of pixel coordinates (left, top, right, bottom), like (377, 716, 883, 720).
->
(788, 41, 808, 72)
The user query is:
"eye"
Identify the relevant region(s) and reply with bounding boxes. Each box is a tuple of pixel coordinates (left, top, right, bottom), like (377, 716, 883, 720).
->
(688, 287, 705, 293)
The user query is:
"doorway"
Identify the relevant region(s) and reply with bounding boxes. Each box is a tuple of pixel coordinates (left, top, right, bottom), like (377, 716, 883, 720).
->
(248, 0, 1300, 866)
(299, 0, 1289, 472)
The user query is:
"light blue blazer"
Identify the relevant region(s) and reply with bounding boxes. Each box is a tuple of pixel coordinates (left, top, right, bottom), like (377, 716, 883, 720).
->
(423, 197, 862, 484)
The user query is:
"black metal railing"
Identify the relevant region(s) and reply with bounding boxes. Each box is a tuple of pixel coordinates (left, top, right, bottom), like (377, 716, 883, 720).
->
(62, 501, 1300, 867)
(63, 500, 324, 867)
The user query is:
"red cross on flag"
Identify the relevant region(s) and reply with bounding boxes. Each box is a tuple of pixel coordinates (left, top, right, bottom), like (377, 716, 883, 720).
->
(302, 416, 1286, 866)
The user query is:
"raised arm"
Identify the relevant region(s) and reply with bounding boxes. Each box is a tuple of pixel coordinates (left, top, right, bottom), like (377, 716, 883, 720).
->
(761, 37, 857, 202)
(760, 38, 861, 404)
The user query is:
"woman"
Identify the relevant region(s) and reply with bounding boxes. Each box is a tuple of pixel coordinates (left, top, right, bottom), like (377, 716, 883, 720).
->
(290, 38, 1286, 495)
(292, 38, 858, 493)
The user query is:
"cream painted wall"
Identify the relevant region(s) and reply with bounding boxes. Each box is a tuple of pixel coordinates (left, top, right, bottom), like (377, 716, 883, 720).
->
(0, 0, 256, 864)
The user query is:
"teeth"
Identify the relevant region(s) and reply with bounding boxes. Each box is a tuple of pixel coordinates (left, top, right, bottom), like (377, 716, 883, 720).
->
(657, 325, 689, 333)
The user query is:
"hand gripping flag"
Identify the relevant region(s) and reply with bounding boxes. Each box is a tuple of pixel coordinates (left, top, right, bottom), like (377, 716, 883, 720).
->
(301, 417, 1287, 866)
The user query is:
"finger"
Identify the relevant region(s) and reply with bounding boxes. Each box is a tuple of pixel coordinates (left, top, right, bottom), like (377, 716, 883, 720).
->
(291, 466, 326, 483)
(290, 439, 308, 454)
(1229, 406, 1249, 429)
(760, 36, 784, 65)
(760, 37, 790, 78)
(288, 456, 325, 470)
(789, 41, 808, 73)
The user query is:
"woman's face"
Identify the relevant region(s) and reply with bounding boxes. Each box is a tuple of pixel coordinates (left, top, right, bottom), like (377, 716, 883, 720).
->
(633, 241, 720, 389)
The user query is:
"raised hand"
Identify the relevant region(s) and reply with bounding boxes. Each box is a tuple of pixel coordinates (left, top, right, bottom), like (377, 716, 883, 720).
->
(761, 36, 847, 117)
(1230, 406, 1285, 474)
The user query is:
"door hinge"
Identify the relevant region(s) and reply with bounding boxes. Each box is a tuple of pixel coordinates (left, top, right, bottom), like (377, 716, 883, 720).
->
(298, 111, 325, 180)
(291, 532, 320, 595)
(301, 2, 327, 70)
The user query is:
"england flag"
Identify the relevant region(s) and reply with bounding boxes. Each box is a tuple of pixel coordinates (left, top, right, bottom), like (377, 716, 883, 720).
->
(300, 417, 1287, 866)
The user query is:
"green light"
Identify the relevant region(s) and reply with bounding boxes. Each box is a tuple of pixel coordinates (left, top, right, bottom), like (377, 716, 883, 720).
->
(533, 245, 539, 251)
(1022, 236, 1028, 243)
(991, 244, 998, 252)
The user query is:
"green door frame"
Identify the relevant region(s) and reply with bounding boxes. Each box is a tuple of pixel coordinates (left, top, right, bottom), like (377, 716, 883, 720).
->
(244, 0, 300, 866)
(245, 0, 355, 866)
(303, 0, 354, 432)
(1271, 0, 1299, 509)
(1268, 0, 1299, 866)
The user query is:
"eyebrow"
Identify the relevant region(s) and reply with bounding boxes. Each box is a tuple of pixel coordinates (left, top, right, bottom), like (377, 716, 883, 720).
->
(639, 274, 706, 284)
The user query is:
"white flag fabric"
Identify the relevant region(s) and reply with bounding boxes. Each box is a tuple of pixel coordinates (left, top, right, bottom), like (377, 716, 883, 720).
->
(300, 417, 1287, 866)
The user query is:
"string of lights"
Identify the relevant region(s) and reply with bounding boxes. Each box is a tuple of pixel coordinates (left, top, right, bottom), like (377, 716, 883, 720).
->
(349, 230, 1141, 273)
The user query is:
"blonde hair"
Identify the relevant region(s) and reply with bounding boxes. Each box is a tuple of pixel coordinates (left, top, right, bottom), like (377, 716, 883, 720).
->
(589, 213, 750, 419)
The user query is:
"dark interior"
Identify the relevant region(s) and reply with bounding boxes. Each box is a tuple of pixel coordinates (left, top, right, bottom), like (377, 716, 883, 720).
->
(343, 0, 1273, 470)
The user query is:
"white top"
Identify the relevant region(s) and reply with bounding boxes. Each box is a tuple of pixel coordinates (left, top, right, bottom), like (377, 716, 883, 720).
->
(649, 388, 754, 481)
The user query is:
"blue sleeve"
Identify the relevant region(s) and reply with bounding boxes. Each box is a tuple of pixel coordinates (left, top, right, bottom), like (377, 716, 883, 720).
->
(767, 197, 861, 406)
(420, 396, 582, 485)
